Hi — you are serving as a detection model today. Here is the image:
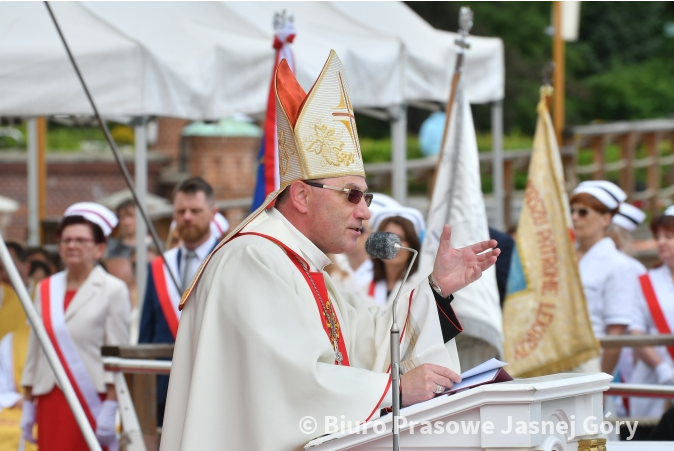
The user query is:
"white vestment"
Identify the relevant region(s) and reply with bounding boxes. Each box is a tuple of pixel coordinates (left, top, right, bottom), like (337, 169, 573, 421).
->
(161, 208, 460, 451)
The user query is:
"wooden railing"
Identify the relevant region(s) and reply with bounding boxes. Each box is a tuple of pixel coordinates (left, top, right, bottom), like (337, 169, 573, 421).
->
(363, 118, 674, 231)
(572, 118, 674, 217)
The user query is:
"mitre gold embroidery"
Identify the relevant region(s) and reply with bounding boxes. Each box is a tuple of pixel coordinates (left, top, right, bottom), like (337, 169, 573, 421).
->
(277, 130, 296, 176)
(305, 121, 355, 167)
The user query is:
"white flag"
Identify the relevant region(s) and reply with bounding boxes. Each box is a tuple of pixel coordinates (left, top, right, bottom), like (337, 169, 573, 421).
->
(415, 87, 503, 359)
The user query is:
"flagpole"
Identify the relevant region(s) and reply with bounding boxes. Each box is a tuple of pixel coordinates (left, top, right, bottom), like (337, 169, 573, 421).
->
(430, 7, 473, 198)
(552, 1, 565, 146)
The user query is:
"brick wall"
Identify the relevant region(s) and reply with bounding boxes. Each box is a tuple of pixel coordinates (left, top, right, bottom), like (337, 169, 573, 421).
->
(0, 152, 166, 243)
(186, 136, 260, 200)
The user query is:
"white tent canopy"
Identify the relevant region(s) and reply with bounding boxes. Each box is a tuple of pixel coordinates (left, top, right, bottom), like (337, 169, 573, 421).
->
(0, 1, 503, 118)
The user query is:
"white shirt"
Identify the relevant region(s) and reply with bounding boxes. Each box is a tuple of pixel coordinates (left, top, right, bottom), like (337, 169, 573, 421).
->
(179, 233, 218, 287)
(352, 259, 373, 288)
(578, 237, 642, 338)
(627, 264, 674, 417)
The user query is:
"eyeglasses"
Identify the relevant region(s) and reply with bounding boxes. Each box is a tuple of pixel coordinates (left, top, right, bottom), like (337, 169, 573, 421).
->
(570, 207, 590, 218)
(303, 181, 373, 207)
(57, 237, 96, 246)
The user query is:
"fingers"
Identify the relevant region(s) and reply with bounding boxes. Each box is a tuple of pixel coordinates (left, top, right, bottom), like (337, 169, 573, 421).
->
(468, 239, 498, 254)
(475, 248, 500, 262)
(425, 363, 462, 383)
(478, 256, 498, 271)
(437, 225, 452, 253)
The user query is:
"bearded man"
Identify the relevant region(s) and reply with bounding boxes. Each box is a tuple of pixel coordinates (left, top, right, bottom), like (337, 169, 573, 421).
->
(160, 51, 499, 451)
(138, 176, 217, 426)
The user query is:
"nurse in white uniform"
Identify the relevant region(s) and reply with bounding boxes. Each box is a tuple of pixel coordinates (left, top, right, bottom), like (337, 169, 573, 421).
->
(628, 206, 674, 418)
(570, 181, 642, 374)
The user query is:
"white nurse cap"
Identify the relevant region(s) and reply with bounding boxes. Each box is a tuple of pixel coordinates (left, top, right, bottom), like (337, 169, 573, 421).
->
(64, 202, 118, 237)
(613, 203, 646, 232)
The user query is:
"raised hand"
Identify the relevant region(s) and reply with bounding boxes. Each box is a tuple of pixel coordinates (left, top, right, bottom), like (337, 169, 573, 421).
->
(430, 225, 500, 296)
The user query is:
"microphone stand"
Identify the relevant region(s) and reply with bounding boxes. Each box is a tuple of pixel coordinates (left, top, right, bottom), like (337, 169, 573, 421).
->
(390, 244, 418, 451)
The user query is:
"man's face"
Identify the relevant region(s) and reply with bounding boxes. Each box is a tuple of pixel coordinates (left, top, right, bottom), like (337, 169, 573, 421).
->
(173, 191, 215, 245)
(118, 206, 136, 237)
(305, 176, 371, 254)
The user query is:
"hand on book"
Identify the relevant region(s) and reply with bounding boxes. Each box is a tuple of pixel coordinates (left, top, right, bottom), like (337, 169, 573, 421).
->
(400, 363, 461, 407)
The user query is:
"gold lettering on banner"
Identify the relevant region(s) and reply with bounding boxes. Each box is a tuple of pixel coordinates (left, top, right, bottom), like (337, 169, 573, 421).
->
(512, 178, 564, 361)
(513, 301, 556, 360)
(305, 122, 354, 167)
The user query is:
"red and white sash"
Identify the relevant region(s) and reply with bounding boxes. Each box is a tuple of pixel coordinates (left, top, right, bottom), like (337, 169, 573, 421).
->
(151, 249, 181, 339)
(40, 272, 102, 425)
(639, 272, 674, 361)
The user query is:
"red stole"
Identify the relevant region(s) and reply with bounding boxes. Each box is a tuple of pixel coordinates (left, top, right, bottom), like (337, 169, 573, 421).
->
(234, 232, 350, 366)
(151, 256, 180, 339)
(639, 273, 674, 362)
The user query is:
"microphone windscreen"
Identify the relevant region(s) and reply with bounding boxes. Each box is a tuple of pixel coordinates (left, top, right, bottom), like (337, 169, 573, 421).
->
(365, 232, 400, 260)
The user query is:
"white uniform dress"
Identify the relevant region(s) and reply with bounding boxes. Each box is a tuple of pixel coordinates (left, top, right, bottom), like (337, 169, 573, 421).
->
(628, 265, 674, 418)
(579, 237, 642, 339)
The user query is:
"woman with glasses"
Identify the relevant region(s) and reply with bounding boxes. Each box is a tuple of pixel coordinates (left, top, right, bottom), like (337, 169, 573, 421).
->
(570, 181, 642, 374)
(20, 203, 130, 450)
(627, 207, 674, 418)
(370, 214, 423, 307)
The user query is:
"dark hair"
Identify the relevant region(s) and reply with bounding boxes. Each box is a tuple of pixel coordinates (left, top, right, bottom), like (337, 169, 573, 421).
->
(26, 247, 50, 260)
(115, 198, 135, 216)
(173, 177, 214, 205)
(29, 260, 51, 278)
(373, 216, 420, 282)
(6, 241, 27, 262)
(650, 214, 674, 237)
(569, 192, 619, 216)
(56, 216, 106, 244)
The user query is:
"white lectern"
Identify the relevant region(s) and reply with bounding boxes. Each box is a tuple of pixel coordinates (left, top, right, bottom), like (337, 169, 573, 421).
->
(306, 373, 613, 451)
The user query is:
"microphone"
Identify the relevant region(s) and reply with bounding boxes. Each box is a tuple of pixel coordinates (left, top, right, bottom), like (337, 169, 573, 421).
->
(365, 232, 401, 260)
(365, 231, 418, 451)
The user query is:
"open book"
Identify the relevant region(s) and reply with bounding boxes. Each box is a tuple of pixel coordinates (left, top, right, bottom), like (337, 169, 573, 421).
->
(443, 358, 513, 395)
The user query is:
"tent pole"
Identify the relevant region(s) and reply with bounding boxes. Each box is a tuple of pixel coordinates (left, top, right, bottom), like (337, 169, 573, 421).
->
(134, 117, 148, 321)
(27, 119, 40, 246)
(390, 104, 407, 205)
(491, 100, 504, 231)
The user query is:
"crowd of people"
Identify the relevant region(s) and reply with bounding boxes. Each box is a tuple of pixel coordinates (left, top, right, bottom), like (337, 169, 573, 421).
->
(1, 169, 673, 448)
(1, 171, 673, 448)
(0, 176, 230, 450)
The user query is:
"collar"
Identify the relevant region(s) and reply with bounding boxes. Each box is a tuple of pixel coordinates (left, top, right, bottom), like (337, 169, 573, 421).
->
(267, 208, 333, 272)
(583, 236, 617, 261)
(181, 232, 218, 262)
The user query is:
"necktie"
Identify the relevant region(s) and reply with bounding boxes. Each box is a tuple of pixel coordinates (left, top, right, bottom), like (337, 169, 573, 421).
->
(182, 250, 196, 292)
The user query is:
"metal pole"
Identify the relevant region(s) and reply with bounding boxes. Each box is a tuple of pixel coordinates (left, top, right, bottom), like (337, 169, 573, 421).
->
(390, 104, 407, 205)
(0, 233, 102, 451)
(134, 117, 148, 319)
(552, 1, 565, 146)
(491, 100, 504, 231)
(27, 119, 40, 247)
(44, 2, 180, 293)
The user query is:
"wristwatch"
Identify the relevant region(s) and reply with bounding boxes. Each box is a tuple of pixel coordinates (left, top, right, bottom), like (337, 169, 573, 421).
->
(428, 274, 445, 298)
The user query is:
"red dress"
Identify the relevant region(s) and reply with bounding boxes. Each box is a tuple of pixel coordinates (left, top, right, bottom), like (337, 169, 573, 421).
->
(35, 290, 107, 451)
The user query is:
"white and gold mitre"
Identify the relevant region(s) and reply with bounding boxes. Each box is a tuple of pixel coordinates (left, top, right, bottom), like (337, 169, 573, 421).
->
(275, 50, 365, 190)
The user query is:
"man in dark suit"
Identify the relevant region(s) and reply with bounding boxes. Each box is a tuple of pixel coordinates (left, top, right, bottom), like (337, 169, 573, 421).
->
(488, 227, 515, 306)
(139, 177, 218, 426)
